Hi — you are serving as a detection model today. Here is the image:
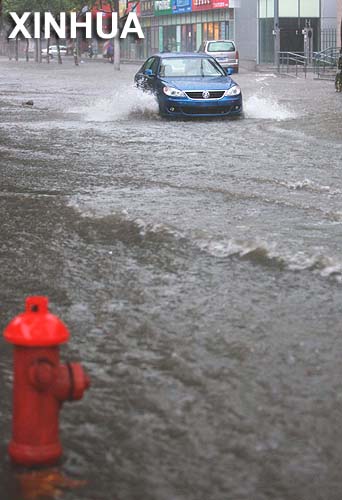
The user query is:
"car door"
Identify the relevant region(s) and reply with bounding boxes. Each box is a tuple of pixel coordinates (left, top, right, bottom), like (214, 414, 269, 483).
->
(145, 57, 160, 93)
(135, 57, 159, 92)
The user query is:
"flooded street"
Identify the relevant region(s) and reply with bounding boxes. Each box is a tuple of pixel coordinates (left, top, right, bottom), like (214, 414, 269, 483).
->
(1, 57, 342, 500)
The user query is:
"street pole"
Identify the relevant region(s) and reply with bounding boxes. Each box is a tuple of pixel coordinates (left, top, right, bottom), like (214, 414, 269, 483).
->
(38, 37, 42, 63)
(274, 0, 280, 68)
(113, 0, 120, 70)
(114, 33, 120, 70)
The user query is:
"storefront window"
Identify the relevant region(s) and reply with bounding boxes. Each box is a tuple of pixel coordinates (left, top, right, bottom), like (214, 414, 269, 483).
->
(135, 6, 234, 60)
(279, 17, 319, 53)
(180, 24, 197, 51)
(259, 0, 274, 18)
(259, 0, 267, 18)
(214, 22, 219, 40)
(266, 0, 274, 18)
(279, 0, 298, 18)
(203, 22, 208, 40)
(163, 25, 177, 51)
(300, 0, 319, 18)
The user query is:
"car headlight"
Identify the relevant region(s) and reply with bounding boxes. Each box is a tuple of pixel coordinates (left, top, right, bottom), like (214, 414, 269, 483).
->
(163, 86, 185, 97)
(224, 85, 241, 96)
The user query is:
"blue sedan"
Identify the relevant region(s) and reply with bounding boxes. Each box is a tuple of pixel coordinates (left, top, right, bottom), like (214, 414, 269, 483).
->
(134, 53, 243, 118)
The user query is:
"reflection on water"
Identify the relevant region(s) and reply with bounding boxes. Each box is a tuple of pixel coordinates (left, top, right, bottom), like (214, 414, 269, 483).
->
(16, 469, 87, 500)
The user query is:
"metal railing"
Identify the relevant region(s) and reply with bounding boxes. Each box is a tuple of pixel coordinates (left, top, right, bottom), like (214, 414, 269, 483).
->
(277, 52, 309, 78)
(313, 46, 341, 80)
(277, 47, 341, 81)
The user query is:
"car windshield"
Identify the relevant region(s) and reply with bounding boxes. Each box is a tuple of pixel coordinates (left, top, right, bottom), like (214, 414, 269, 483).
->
(159, 57, 225, 78)
(207, 41, 235, 52)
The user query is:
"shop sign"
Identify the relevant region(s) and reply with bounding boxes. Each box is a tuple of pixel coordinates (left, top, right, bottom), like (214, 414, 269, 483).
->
(191, 0, 212, 12)
(91, 0, 113, 18)
(154, 0, 173, 15)
(126, 0, 141, 17)
(140, 0, 154, 17)
(192, 0, 228, 10)
(212, 0, 229, 7)
(172, 0, 192, 14)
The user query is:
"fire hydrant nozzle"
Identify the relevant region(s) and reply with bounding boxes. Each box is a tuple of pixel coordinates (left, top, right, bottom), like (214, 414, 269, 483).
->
(4, 296, 90, 467)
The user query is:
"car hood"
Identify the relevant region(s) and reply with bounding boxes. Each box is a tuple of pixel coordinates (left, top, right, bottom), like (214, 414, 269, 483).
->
(162, 76, 234, 91)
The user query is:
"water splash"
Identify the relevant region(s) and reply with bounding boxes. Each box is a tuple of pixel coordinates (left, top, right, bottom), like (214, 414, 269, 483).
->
(244, 95, 296, 121)
(81, 86, 159, 122)
(281, 179, 332, 193)
(77, 87, 297, 123)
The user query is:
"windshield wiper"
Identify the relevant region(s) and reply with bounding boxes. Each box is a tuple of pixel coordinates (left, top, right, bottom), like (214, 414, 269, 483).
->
(200, 58, 204, 77)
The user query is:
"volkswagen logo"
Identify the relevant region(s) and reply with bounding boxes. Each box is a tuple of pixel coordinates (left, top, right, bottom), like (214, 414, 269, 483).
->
(202, 90, 210, 99)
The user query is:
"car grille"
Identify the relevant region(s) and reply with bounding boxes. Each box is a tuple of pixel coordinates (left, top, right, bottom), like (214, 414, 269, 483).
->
(181, 105, 232, 115)
(185, 91, 225, 100)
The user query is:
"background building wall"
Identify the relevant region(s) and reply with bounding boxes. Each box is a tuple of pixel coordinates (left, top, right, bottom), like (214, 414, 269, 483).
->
(234, 0, 258, 69)
(338, 0, 342, 46)
(321, 0, 337, 29)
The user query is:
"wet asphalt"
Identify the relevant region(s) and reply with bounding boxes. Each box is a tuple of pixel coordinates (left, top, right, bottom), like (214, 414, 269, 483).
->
(0, 56, 342, 500)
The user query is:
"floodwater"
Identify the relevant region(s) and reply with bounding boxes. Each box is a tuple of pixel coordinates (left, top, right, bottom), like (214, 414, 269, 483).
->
(0, 57, 342, 500)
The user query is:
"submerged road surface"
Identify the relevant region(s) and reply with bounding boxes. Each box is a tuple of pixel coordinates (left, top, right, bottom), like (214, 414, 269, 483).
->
(0, 58, 342, 500)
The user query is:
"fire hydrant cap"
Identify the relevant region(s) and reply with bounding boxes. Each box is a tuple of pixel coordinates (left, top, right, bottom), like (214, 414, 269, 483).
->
(4, 296, 70, 346)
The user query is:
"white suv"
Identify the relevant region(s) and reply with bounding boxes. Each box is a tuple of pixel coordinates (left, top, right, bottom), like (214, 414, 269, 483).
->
(199, 40, 239, 73)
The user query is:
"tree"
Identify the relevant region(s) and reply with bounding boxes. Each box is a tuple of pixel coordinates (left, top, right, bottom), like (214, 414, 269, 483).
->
(1, 0, 135, 68)
(2, 1, 87, 62)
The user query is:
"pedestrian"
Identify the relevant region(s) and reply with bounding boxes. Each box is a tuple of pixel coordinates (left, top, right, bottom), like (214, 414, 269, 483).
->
(106, 41, 114, 63)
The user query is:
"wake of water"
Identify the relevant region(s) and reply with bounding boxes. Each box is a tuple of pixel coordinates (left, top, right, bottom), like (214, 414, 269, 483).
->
(76, 86, 296, 122)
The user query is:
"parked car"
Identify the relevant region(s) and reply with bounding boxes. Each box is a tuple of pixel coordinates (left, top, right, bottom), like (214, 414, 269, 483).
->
(198, 40, 239, 73)
(134, 52, 242, 118)
(41, 45, 68, 58)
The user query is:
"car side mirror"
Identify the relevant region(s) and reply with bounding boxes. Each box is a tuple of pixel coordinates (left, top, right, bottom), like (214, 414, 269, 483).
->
(226, 68, 234, 75)
(144, 69, 153, 76)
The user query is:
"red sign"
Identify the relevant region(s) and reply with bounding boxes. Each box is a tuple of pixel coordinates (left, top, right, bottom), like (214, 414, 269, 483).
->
(91, 1, 113, 18)
(125, 0, 141, 17)
(212, 0, 228, 7)
(192, 0, 228, 10)
(192, 0, 212, 11)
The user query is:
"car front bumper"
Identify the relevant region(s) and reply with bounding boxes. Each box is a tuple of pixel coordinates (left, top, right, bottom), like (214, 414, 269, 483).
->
(158, 94, 243, 118)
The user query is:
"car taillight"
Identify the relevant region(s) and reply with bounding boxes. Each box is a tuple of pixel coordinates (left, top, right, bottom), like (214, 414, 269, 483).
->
(236, 50, 239, 60)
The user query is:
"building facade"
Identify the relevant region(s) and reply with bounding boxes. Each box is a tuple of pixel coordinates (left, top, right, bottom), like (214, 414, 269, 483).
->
(121, 0, 338, 65)
(338, 0, 342, 47)
(122, 0, 239, 60)
(257, 0, 337, 63)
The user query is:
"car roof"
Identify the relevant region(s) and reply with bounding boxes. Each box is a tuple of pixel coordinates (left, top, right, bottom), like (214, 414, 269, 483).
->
(205, 40, 235, 44)
(153, 52, 214, 59)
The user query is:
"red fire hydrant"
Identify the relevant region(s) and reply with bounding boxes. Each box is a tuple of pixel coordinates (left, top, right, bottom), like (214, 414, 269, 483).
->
(4, 296, 90, 467)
